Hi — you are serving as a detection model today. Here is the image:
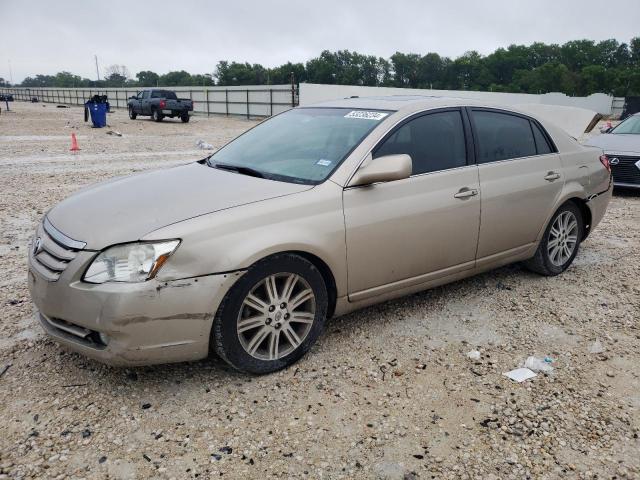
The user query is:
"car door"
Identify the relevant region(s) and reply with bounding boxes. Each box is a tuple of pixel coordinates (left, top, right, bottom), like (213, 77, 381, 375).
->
(141, 90, 151, 114)
(469, 108, 564, 261)
(134, 91, 144, 113)
(343, 109, 481, 300)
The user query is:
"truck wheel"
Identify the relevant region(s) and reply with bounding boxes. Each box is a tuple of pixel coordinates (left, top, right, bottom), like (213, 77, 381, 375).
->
(152, 109, 163, 122)
(181, 113, 190, 123)
(128, 106, 137, 120)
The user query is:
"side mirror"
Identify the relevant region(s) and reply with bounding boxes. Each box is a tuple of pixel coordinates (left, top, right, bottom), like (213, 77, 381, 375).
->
(129, 96, 136, 100)
(349, 154, 412, 187)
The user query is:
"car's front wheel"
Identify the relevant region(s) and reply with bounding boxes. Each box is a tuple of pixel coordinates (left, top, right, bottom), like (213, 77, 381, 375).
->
(524, 202, 583, 276)
(212, 254, 328, 374)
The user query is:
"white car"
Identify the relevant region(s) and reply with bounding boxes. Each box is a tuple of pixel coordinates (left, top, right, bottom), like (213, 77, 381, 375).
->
(584, 113, 640, 189)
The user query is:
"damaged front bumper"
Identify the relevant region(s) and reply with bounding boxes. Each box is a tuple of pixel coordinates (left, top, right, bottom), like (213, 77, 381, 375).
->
(28, 247, 243, 366)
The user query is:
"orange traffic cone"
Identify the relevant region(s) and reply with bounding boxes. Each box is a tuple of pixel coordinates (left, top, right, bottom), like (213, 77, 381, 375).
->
(70, 133, 80, 152)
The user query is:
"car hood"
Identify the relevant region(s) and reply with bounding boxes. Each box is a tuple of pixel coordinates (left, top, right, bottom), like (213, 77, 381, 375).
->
(47, 162, 312, 249)
(583, 134, 640, 154)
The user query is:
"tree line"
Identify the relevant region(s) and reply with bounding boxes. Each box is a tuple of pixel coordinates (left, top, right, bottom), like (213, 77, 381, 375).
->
(4, 38, 640, 97)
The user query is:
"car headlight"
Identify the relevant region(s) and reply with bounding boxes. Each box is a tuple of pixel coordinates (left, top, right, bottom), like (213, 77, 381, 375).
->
(83, 240, 180, 284)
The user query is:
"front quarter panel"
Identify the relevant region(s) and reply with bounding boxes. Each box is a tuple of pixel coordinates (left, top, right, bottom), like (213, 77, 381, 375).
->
(143, 182, 348, 297)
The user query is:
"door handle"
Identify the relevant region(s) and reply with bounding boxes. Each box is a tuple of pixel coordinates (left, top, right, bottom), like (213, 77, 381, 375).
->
(453, 188, 478, 199)
(544, 171, 561, 181)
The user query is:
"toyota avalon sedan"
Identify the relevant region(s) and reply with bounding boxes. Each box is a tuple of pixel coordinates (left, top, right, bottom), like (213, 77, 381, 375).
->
(28, 96, 612, 373)
(584, 112, 640, 189)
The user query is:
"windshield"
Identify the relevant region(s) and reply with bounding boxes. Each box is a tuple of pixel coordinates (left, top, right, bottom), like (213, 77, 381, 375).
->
(207, 107, 392, 184)
(611, 115, 640, 134)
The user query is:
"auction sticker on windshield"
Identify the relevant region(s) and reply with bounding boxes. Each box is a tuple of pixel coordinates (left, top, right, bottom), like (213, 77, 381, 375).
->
(344, 111, 389, 120)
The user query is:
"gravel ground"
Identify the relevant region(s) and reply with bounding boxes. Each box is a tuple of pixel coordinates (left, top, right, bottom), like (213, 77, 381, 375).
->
(0, 103, 639, 480)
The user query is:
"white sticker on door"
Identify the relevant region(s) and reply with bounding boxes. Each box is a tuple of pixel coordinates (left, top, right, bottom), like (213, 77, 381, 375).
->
(344, 111, 389, 121)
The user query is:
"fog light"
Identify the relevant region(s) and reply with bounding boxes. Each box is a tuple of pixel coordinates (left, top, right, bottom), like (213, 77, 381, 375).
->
(98, 332, 110, 346)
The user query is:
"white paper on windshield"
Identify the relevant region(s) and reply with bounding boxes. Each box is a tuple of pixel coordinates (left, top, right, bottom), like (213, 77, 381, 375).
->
(344, 111, 388, 121)
(316, 159, 332, 166)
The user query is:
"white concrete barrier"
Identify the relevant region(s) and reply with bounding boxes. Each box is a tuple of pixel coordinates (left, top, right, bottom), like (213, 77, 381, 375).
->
(298, 83, 614, 115)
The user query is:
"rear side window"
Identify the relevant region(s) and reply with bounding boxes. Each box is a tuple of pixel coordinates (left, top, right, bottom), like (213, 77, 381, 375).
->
(472, 111, 536, 163)
(531, 122, 553, 154)
(374, 111, 467, 175)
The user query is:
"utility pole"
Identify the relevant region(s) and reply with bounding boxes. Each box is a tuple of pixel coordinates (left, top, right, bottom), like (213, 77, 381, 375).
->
(94, 55, 100, 81)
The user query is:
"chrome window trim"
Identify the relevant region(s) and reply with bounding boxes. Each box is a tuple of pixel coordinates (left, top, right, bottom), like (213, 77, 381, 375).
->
(44, 217, 87, 250)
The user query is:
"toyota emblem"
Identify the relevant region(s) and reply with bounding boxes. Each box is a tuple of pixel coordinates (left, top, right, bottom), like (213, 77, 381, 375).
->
(33, 237, 43, 256)
(609, 157, 620, 166)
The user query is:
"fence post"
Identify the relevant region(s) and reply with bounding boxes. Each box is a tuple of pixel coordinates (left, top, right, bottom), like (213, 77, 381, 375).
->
(270, 88, 273, 116)
(205, 88, 210, 117)
(290, 72, 295, 107)
(225, 90, 229, 116)
(246, 90, 250, 119)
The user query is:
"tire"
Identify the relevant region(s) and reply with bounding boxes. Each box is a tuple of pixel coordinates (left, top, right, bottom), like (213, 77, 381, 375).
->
(128, 106, 137, 119)
(524, 202, 583, 276)
(151, 109, 163, 122)
(181, 113, 190, 123)
(212, 253, 328, 374)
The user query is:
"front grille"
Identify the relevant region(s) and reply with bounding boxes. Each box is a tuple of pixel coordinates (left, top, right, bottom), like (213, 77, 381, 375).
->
(611, 155, 640, 186)
(30, 218, 86, 281)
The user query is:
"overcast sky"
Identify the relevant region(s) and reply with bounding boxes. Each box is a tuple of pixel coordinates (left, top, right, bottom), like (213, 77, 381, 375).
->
(1, 0, 639, 83)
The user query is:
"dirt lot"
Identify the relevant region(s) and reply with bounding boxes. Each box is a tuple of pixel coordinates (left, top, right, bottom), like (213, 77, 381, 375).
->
(0, 102, 639, 480)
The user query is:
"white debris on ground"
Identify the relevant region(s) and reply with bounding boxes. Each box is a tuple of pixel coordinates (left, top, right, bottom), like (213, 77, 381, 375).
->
(0, 103, 639, 479)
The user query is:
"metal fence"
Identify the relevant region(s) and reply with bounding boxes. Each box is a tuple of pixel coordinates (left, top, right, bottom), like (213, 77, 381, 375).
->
(0, 85, 298, 118)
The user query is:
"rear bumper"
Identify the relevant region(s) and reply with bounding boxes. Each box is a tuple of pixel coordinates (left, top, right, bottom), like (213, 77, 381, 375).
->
(28, 248, 243, 366)
(586, 183, 613, 232)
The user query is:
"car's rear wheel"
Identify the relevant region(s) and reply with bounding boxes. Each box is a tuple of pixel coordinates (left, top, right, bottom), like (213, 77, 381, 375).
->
(212, 254, 328, 374)
(151, 108, 163, 122)
(524, 202, 583, 276)
(128, 106, 137, 119)
(181, 113, 190, 123)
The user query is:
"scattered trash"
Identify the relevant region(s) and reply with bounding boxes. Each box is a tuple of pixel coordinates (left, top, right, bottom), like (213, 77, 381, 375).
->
(56, 105, 69, 108)
(466, 350, 481, 361)
(196, 139, 214, 150)
(70, 133, 80, 152)
(0, 363, 11, 378)
(524, 356, 554, 373)
(503, 368, 537, 383)
(590, 339, 605, 354)
(141, 403, 152, 409)
(106, 130, 122, 137)
(219, 446, 233, 454)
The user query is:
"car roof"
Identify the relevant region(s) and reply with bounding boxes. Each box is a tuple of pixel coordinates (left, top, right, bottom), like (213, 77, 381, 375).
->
(307, 95, 501, 113)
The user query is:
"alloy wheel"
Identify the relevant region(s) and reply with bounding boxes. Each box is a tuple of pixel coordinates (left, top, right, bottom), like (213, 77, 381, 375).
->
(237, 273, 316, 361)
(547, 211, 579, 266)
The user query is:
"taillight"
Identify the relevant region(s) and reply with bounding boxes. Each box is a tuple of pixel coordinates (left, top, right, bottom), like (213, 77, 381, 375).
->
(599, 154, 611, 173)
(159, 99, 166, 109)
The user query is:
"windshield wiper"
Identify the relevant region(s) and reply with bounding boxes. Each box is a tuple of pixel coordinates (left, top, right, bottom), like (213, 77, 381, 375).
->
(212, 162, 265, 179)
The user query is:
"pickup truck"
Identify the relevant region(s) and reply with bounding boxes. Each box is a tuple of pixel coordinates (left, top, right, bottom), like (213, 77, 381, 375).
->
(127, 89, 193, 123)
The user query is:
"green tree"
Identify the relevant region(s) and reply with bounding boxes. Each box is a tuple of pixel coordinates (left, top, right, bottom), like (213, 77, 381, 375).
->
(160, 70, 194, 86)
(136, 70, 160, 87)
